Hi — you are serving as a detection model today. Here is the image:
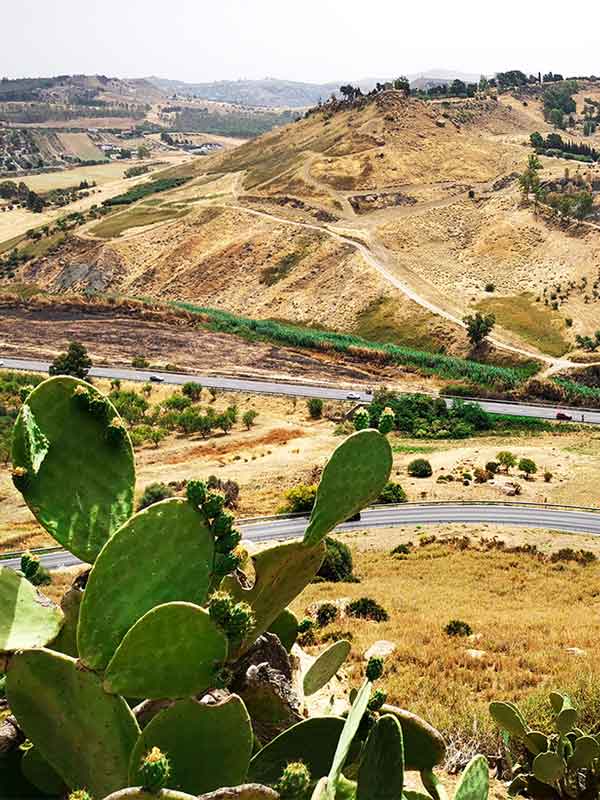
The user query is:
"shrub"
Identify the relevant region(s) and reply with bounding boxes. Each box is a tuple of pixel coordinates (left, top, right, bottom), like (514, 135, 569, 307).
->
(444, 619, 472, 637)
(519, 457, 538, 478)
(497, 451, 517, 472)
(297, 618, 316, 646)
(283, 484, 317, 514)
(320, 629, 354, 643)
(206, 476, 240, 509)
(484, 283, 495, 292)
(390, 543, 412, 556)
(182, 382, 202, 400)
(315, 602, 339, 628)
(242, 409, 258, 430)
(132, 355, 149, 368)
(346, 597, 389, 622)
(474, 468, 492, 483)
(307, 398, 324, 419)
(164, 394, 192, 412)
(544, 470, 553, 483)
(138, 482, 174, 511)
(378, 482, 407, 504)
(408, 458, 433, 478)
(317, 536, 355, 582)
(485, 461, 499, 474)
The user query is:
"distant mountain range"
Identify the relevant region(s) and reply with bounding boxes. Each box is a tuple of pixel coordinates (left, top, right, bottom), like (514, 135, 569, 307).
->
(147, 71, 486, 108)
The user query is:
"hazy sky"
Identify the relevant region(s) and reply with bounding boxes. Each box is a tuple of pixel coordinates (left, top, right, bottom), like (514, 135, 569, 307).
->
(5, 0, 600, 83)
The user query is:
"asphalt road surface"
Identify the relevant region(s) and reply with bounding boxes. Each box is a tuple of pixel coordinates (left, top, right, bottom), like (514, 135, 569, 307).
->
(2, 357, 600, 424)
(3, 503, 600, 572)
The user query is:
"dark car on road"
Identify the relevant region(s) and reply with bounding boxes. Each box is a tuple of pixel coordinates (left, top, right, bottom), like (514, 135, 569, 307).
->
(556, 411, 572, 421)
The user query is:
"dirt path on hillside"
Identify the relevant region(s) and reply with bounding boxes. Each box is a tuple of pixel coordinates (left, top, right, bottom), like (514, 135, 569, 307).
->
(225, 201, 575, 368)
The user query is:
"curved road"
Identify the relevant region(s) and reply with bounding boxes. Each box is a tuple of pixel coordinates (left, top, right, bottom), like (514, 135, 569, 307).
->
(2, 357, 600, 425)
(2, 503, 600, 572)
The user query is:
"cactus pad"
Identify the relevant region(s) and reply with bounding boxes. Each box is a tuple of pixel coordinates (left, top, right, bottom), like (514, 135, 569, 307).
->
(223, 540, 326, 654)
(532, 752, 565, 786)
(129, 696, 253, 794)
(268, 609, 298, 652)
(21, 746, 67, 795)
(570, 735, 600, 769)
(303, 640, 351, 697)
(381, 706, 446, 770)
(328, 680, 372, 793)
(0, 566, 63, 653)
(304, 431, 392, 547)
(357, 714, 404, 800)
(104, 602, 228, 699)
(249, 717, 345, 786)
(6, 649, 139, 797)
(453, 755, 489, 800)
(489, 701, 528, 738)
(11, 377, 135, 563)
(78, 499, 215, 670)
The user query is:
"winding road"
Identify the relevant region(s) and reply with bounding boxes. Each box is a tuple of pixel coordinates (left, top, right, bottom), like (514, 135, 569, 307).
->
(2, 503, 600, 572)
(3, 356, 600, 425)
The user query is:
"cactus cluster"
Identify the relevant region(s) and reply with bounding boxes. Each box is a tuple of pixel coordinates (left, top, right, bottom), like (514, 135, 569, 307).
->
(490, 692, 600, 798)
(0, 377, 489, 800)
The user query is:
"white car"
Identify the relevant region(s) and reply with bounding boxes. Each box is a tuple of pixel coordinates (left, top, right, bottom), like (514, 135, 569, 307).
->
(346, 392, 361, 401)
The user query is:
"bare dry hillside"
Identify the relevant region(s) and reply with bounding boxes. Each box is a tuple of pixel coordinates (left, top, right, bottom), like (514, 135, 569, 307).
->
(8, 89, 600, 360)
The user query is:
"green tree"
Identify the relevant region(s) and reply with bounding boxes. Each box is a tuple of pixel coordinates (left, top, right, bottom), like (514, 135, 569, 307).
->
(548, 108, 565, 129)
(378, 482, 407, 504)
(463, 312, 495, 347)
(519, 457, 537, 478)
(182, 382, 202, 401)
(530, 131, 544, 149)
(49, 342, 92, 379)
(217, 413, 234, 434)
(137, 482, 174, 511)
(497, 451, 517, 472)
(242, 409, 258, 430)
(307, 398, 323, 419)
(283, 484, 317, 513)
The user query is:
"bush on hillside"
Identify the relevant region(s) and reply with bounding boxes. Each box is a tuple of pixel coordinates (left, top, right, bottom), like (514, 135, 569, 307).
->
(316, 536, 355, 582)
(408, 459, 433, 478)
(307, 398, 324, 419)
(444, 619, 472, 637)
(378, 482, 408, 504)
(346, 597, 389, 622)
(283, 484, 317, 514)
(138, 482, 174, 511)
(315, 602, 339, 628)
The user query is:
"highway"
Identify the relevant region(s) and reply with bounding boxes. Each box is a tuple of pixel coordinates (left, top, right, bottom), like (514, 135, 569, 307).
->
(2, 503, 600, 572)
(2, 357, 600, 424)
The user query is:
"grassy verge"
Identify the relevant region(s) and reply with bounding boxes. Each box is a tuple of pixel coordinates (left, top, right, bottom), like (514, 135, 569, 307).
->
(554, 379, 600, 404)
(91, 206, 191, 239)
(295, 534, 600, 754)
(173, 302, 539, 388)
(477, 294, 571, 358)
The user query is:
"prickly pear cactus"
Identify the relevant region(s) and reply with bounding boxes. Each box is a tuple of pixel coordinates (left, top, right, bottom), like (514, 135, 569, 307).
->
(327, 677, 373, 795)
(6, 649, 139, 797)
(248, 717, 345, 787)
(453, 755, 489, 800)
(11, 377, 135, 563)
(20, 745, 67, 796)
(489, 701, 529, 738)
(381, 706, 446, 771)
(223, 540, 326, 655)
(304, 430, 392, 547)
(129, 696, 253, 795)
(532, 752, 565, 786)
(303, 640, 351, 697)
(268, 608, 299, 652)
(357, 714, 404, 800)
(103, 602, 228, 699)
(78, 499, 215, 670)
(0, 566, 63, 653)
(100, 790, 199, 800)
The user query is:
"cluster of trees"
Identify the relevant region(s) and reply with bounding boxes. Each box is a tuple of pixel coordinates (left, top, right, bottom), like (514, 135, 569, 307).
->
(542, 81, 578, 129)
(172, 108, 299, 138)
(360, 390, 497, 440)
(102, 176, 189, 207)
(531, 132, 599, 162)
(519, 151, 594, 220)
(0, 180, 45, 212)
(575, 331, 600, 352)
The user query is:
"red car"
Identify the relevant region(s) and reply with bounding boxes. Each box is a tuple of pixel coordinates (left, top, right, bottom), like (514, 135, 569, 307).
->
(556, 411, 572, 422)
